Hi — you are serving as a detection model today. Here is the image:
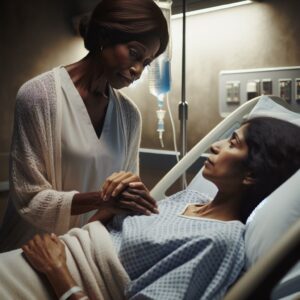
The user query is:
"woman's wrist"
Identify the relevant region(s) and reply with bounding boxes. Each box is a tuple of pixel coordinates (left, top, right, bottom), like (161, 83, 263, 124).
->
(71, 192, 104, 215)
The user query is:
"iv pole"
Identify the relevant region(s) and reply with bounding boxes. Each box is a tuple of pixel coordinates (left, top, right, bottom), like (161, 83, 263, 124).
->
(179, 0, 188, 188)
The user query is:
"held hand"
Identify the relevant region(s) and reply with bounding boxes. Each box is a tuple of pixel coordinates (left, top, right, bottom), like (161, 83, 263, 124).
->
(89, 181, 159, 222)
(101, 171, 141, 201)
(118, 181, 159, 216)
(22, 233, 67, 274)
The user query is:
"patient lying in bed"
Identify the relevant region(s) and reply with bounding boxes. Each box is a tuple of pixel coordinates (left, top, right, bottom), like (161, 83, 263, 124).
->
(0, 117, 299, 300)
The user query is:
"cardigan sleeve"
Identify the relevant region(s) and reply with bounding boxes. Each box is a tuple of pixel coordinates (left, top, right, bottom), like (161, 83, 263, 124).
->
(9, 76, 77, 234)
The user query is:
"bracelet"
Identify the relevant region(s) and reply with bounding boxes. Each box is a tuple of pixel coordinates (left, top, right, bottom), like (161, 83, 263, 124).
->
(78, 297, 89, 300)
(59, 286, 83, 300)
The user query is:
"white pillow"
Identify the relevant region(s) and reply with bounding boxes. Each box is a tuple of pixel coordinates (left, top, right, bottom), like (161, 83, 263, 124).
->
(247, 95, 300, 127)
(245, 170, 300, 268)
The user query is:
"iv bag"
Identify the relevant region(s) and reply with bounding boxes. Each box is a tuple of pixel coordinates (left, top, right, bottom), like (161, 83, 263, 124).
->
(149, 55, 171, 99)
(149, 1, 172, 98)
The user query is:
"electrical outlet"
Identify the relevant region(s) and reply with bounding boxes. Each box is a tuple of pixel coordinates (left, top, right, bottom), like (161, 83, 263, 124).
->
(246, 80, 260, 100)
(261, 79, 272, 95)
(279, 79, 292, 103)
(226, 81, 240, 104)
(295, 78, 300, 104)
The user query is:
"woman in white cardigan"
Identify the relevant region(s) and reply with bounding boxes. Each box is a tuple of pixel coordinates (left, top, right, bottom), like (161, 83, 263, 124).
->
(0, 0, 169, 252)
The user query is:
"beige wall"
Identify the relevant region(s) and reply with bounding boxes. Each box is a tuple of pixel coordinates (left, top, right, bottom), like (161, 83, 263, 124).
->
(0, 0, 87, 183)
(0, 0, 300, 189)
(0, 0, 88, 217)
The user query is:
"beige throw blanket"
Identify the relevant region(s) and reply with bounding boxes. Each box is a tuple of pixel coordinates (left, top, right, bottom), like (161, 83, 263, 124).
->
(0, 221, 129, 300)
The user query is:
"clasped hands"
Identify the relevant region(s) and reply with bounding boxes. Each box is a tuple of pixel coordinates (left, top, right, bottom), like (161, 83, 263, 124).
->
(90, 171, 159, 222)
(21, 171, 158, 297)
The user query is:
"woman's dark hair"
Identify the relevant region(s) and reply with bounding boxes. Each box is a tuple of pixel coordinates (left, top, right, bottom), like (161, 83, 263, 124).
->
(241, 117, 300, 222)
(79, 0, 169, 57)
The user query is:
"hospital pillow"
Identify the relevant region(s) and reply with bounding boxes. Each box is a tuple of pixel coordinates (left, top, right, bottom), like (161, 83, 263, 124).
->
(245, 170, 300, 268)
(247, 95, 300, 127)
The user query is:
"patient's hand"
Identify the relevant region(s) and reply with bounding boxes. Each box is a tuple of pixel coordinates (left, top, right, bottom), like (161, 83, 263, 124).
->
(22, 234, 88, 299)
(89, 181, 159, 222)
(22, 233, 67, 274)
(118, 181, 159, 215)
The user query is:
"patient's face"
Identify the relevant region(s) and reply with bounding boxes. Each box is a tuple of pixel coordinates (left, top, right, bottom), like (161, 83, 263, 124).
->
(202, 124, 249, 190)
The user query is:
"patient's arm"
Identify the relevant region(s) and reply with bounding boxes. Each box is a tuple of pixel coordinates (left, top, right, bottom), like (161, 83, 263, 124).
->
(22, 234, 89, 300)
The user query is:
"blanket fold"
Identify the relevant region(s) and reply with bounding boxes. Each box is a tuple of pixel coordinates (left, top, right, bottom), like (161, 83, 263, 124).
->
(0, 221, 129, 300)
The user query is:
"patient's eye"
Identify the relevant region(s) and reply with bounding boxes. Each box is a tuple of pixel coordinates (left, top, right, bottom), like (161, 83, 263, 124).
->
(229, 134, 237, 148)
(228, 131, 242, 148)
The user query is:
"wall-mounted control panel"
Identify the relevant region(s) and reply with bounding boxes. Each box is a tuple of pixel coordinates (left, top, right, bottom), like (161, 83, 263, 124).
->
(219, 66, 300, 117)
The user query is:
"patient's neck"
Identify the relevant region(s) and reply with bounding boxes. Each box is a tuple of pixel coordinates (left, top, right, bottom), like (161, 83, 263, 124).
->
(210, 191, 243, 221)
(187, 191, 243, 222)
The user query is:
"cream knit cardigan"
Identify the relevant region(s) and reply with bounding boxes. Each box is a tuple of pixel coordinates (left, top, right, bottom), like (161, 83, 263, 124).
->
(8, 67, 141, 236)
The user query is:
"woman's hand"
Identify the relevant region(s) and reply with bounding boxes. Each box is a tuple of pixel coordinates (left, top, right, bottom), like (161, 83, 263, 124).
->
(89, 181, 159, 222)
(22, 233, 67, 274)
(71, 172, 142, 218)
(100, 171, 141, 201)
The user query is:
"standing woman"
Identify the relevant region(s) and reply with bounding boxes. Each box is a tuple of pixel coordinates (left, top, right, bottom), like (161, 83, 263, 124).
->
(0, 0, 169, 252)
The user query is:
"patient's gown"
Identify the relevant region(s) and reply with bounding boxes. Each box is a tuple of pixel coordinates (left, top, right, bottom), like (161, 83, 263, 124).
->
(107, 189, 245, 300)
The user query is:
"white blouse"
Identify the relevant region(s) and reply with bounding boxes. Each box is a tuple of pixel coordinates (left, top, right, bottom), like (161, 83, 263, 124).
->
(60, 67, 126, 226)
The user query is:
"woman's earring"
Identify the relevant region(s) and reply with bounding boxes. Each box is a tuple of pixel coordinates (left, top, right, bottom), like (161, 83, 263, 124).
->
(100, 45, 103, 52)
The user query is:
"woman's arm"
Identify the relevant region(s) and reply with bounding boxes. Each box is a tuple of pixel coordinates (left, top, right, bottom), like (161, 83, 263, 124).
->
(22, 234, 89, 300)
(73, 172, 158, 224)
(71, 171, 141, 215)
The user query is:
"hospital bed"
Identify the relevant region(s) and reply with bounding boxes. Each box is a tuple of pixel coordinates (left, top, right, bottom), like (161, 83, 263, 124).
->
(150, 95, 300, 300)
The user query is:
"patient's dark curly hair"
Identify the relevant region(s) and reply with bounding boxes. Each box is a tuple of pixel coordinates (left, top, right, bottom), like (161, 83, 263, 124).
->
(241, 117, 300, 222)
(79, 0, 169, 57)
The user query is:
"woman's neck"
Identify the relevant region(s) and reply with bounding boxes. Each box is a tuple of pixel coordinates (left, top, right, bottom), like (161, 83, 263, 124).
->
(64, 53, 108, 98)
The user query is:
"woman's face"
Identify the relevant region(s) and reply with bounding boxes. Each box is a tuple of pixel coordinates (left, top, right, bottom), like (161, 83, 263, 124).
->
(202, 124, 249, 190)
(101, 36, 160, 89)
